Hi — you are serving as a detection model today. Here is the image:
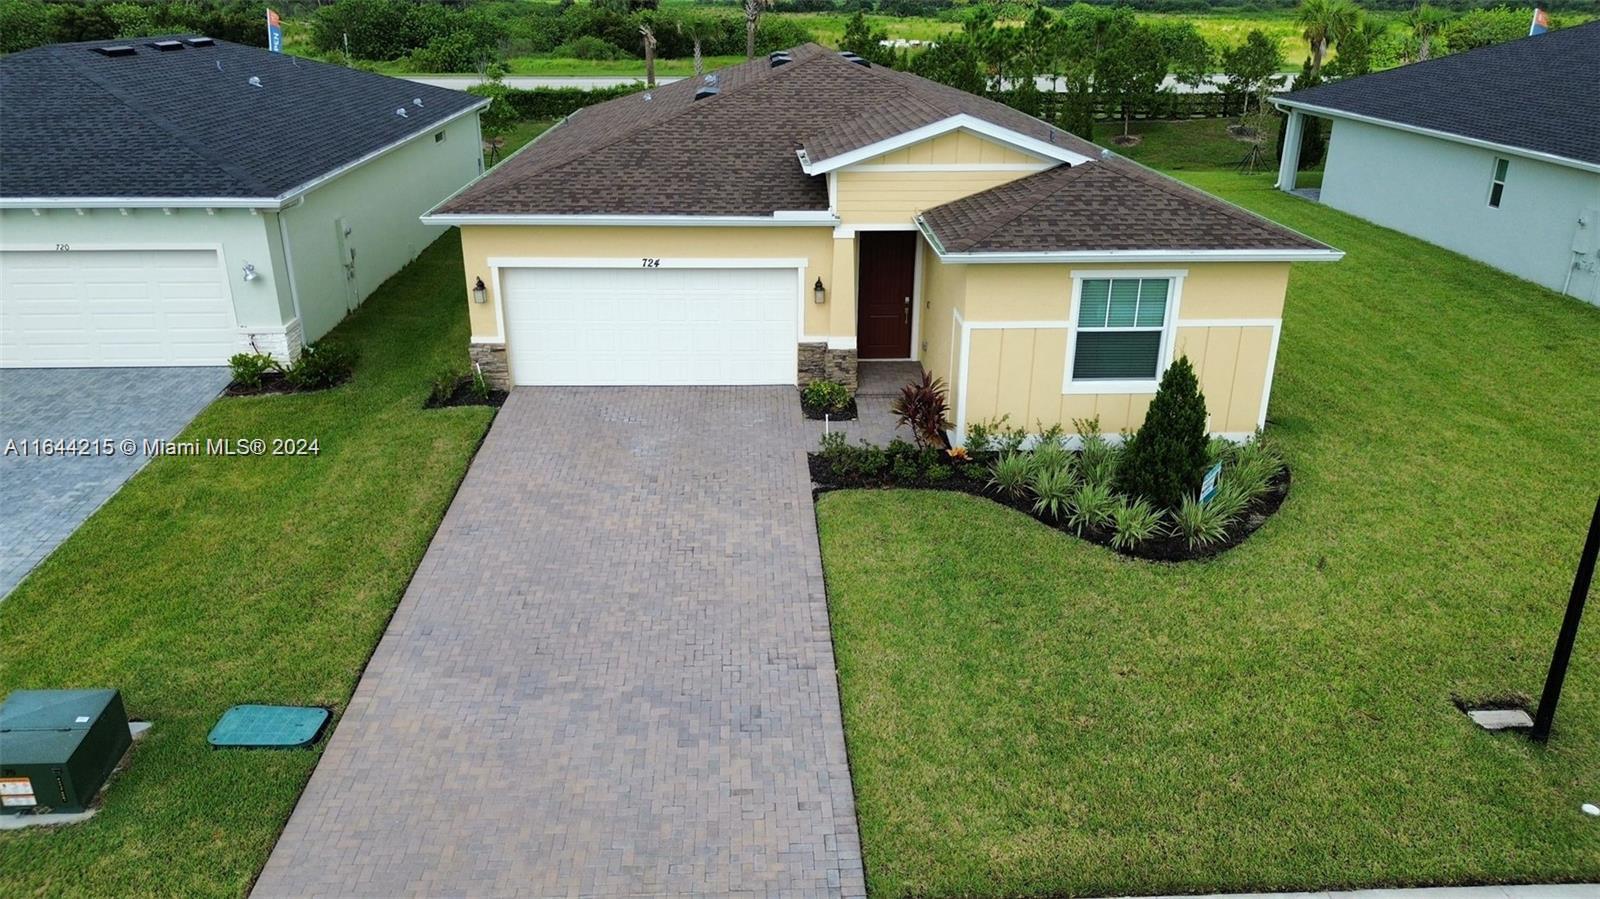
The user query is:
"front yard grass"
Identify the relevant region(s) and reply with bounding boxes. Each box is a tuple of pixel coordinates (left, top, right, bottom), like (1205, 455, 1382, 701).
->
(0, 232, 492, 898)
(819, 173, 1600, 896)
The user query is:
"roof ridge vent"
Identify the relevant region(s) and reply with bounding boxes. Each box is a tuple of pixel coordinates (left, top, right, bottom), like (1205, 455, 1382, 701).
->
(91, 45, 137, 58)
(146, 40, 184, 52)
(838, 51, 870, 67)
(182, 36, 215, 47)
(769, 50, 792, 68)
(694, 84, 720, 100)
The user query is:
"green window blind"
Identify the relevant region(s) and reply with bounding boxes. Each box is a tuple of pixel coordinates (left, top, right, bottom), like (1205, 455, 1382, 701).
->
(1072, 277, 1171, 381)
(1073, 332, 1163, 379)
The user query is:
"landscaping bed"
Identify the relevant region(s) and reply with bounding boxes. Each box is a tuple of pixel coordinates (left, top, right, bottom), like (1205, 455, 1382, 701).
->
(425, 372, 508, 409)
(800, 378, 857, 421)
(809, 430, 1290, 563)
(224, 342, 356, 397)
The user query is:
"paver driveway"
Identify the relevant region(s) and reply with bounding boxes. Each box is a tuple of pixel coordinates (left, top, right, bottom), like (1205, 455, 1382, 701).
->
(255, 387, 864, 898)
(0, 367, 230, 597)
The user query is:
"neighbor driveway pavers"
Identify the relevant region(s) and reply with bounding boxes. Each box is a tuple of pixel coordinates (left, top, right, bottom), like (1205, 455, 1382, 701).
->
(254, 387, 864, 898)
(0, 367, 230, 597)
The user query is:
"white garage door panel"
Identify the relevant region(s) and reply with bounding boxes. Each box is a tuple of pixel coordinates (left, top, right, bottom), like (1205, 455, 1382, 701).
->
(502, 266, 797, 386)
(0, 249, 239, 367)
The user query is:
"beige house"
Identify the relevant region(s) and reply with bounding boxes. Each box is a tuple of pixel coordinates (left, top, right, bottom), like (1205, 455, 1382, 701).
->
(424, 44, 1340, 443)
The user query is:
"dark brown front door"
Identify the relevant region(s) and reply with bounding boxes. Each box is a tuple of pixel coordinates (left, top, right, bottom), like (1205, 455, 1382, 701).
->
(857, 231, 917, 359)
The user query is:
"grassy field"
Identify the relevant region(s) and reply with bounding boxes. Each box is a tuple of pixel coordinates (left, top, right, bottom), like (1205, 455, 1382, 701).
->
(0, 234, 492, 897)
(818, 173, 1600, 896)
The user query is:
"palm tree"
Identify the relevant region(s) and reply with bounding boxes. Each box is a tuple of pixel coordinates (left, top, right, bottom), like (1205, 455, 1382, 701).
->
(676, 11, 710, 76)
(744, 0, 772, 60)
(640, 23, 658, 88)
(1297, 0, 1360, 76)
(1406, 3, 1448, 61)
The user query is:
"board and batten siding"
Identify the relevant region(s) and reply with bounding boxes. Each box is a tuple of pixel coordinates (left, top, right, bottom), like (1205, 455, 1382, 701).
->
(949, 261, 1291, 441)
(919, 239, 968, 393)
(834, 131, 1052, 227)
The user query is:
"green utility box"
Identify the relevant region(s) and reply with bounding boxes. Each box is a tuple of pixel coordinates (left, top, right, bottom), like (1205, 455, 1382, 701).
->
(0, 689, 131, 814)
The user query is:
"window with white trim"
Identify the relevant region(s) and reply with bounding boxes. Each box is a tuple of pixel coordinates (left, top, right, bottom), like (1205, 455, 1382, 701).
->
(1069, 276, 1173, 387)
(1487, 157, 1509, 208)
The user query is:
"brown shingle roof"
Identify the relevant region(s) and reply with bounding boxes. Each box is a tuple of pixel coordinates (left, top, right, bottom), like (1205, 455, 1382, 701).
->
(437, 44, 1097, 217)
(918, 159, 1334, 255)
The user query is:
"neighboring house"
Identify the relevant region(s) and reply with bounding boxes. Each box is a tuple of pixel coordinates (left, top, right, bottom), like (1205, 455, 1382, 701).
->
(0, 37, 487, 366)
(1275, 22, 1600, 306)
(425, 44, 1340, 444)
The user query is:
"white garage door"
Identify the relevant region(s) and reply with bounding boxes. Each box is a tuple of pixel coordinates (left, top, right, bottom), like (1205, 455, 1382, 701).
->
(0, 249, 239, 367)
(501, 266, 798, 386)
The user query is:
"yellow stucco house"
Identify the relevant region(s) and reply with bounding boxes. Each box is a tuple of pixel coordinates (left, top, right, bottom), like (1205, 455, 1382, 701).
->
(424, 44, 1341, 444)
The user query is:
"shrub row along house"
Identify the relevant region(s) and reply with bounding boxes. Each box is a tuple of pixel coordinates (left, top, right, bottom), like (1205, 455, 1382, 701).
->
(427, 43, 1340, 442)
(0, 37, 485, 366)
(1276, 20, 1600, 306)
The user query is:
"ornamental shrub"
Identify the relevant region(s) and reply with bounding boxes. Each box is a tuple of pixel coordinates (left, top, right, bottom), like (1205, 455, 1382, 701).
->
(1119, 355, 1208, 511)
(283, 341, 356, 391)
(801, 379, 852, 415)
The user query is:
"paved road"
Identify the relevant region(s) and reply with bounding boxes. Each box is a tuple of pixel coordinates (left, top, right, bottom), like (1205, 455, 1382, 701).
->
(255, 387, 865, 898)
(0, 367, 229, 598)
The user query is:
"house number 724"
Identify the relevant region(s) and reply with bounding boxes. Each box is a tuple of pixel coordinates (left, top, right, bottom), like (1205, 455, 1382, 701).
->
(641, 258, 661, 268)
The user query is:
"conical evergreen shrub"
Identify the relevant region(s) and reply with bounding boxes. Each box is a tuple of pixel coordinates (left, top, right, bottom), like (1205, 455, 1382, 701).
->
(1118, 356, 1209, 510)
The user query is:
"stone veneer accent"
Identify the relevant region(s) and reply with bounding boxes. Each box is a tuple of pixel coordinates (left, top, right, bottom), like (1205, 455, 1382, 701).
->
(470, 342, 510, 390)
(241, 317, 305, 363)
(797, 342, 858, 391)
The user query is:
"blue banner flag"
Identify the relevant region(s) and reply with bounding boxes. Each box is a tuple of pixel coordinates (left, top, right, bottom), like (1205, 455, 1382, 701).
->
(1529, 7, 1550, 35)
(267, 8, 283, 52)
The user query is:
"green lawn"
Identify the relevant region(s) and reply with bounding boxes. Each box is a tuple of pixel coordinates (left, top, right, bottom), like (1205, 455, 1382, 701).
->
(819, 173, 1600, 896)
(0, 233, 492, 898)
(486, 119, 555, 168)
(1113, 117, 1264, 171)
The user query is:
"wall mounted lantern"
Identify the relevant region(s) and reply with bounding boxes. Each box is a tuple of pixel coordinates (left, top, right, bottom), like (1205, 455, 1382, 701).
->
(472, 277, 487, 304)
(813, 277, 826, 305)
(241, 263, 258, 282)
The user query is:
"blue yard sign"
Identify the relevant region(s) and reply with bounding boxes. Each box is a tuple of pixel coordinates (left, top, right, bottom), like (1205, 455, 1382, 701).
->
(267, 8, 283, 52)
(1200, 461, 1223, 504)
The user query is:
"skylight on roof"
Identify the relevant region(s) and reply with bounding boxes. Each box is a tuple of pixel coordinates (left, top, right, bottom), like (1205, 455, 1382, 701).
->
(91, 45, 137, 58)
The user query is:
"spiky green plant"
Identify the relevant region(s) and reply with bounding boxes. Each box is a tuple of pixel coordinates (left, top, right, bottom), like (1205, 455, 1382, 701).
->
(1030, 465, 1076, 521)
(1170, 493, 1237, 549)
(1110, 497, 1165, 550)
(1066, 481, 1118, 535)
(987, 452, 1032, 499)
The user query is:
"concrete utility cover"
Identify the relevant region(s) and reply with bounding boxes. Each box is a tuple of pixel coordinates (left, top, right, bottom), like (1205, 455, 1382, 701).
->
(1467, 708, 1535, 730)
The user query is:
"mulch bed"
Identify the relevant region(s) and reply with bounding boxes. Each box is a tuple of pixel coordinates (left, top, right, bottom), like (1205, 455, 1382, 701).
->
(424, 376, 509, 409)
(224, 371, 353, 396)
(224, 372, 299, 396)
(801, 398, 858, 421)
(808, 453, 1291, 563)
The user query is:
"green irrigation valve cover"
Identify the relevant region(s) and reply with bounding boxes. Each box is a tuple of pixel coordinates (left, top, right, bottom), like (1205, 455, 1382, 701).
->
(208, 705, 329, 749)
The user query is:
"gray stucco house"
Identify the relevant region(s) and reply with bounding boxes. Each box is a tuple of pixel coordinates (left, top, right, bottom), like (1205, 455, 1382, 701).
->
(1275, 22, 1600, 306)
(0, 37, 486, 366)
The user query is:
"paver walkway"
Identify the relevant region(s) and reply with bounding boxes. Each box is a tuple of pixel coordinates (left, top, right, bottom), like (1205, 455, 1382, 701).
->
(0, 367, 230, 597)
(254, 387, 864, 898)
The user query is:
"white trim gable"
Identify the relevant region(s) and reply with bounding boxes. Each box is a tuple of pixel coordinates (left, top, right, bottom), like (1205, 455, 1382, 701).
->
(798, 114, 1095, 176)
